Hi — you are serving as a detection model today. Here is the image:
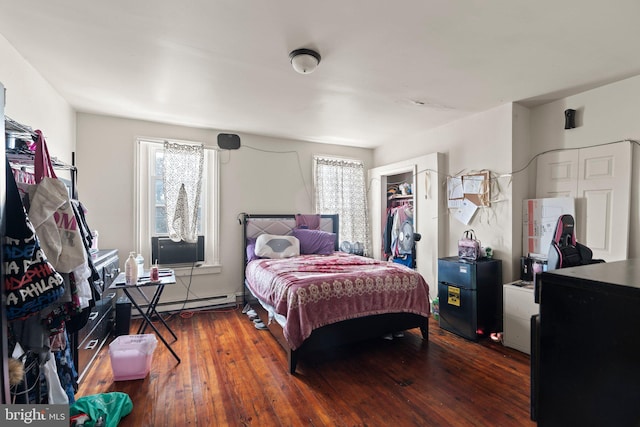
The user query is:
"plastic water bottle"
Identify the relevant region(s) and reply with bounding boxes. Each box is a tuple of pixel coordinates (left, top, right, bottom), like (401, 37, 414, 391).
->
(125, 252, 138, 286)
(135, 253, 144, 277)
(432, 296, 440, 321)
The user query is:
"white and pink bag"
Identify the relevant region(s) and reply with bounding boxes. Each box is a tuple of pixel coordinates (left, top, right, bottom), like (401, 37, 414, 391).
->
(20, 131, 86, 273)
(458, 229, 481, 260)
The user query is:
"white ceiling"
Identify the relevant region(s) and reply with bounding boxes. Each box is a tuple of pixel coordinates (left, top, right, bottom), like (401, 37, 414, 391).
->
(2, 1, 640, 149)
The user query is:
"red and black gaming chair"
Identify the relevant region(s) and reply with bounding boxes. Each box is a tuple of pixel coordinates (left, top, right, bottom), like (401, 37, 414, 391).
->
(547, 214, 605, 270)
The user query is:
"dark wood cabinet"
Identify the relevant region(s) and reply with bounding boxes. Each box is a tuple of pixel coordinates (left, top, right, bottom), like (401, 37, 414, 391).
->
(532, 259, 640, 426)
(71, 249, 119, 383)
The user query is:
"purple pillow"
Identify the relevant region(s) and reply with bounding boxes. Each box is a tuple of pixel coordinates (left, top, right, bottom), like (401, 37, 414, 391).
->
(292, 228, 336, 255)
(246, 238, 260, 262)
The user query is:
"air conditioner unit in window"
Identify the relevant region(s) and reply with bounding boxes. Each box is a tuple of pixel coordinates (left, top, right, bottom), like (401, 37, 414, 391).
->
(151, 236, 205, 265)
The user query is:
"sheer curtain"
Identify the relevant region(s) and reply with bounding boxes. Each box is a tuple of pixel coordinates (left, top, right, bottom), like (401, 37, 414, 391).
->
(314, 156, 370, 256)
(163, 142, 204, 243)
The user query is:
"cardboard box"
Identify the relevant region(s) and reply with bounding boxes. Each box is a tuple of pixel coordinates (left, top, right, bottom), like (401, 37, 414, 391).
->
(523, 197, 575, 259)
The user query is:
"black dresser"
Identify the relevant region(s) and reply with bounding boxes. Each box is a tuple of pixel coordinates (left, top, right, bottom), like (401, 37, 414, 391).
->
(72, 249, 119, 383)
(532, 259, 640, 426)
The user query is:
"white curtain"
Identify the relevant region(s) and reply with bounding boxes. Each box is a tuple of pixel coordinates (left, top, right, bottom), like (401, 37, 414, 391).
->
(163, 142, 204, 243)
(314, 156, 370, 256)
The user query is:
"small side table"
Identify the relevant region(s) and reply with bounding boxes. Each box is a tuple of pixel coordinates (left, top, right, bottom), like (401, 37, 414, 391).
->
(110, 270, 180, 364)
(503, 281, 538, 354)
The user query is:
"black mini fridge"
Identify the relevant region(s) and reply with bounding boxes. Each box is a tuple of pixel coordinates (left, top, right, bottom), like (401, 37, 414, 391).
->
(437, 257, 502, 341)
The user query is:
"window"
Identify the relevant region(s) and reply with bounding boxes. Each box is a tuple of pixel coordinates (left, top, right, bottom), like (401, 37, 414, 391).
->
(136, 138, 219, 268)
(150, 148, 203, 236)
(314, 156, 370, 256)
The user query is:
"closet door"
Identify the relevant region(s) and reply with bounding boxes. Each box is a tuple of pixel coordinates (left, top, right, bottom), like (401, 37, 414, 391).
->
(535, 150, 578, 198)
(536, 141, 632, 262)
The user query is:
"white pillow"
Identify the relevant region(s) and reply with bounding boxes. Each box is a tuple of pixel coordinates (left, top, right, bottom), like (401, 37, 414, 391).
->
(254, 234, 300, 259)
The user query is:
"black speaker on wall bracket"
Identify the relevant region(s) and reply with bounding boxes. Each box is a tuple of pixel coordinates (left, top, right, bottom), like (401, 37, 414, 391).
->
(217, 133, 241, 150)
(564, 109, 576, 129)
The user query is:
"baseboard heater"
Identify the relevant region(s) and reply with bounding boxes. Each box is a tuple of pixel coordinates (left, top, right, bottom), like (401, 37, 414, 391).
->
(151, 236, 204, 265)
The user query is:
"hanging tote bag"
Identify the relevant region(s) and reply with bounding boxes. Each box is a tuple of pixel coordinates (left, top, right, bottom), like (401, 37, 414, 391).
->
(24, 130, 87, 273)
(4, 160, 65, 321)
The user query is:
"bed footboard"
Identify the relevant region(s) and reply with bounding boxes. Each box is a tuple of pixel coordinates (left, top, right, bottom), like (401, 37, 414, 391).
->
(246, 288, 429, 373)
(287, 312, 428, 374)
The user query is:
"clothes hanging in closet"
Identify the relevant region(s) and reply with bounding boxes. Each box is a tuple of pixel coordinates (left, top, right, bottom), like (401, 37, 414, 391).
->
(383, 203, 414, 259)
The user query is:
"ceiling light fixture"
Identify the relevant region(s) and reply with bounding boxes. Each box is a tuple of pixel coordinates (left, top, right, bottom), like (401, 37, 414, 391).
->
(289, 48, 321, 74)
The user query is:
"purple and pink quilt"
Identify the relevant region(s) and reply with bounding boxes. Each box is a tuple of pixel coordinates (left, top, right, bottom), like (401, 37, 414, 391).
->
(246, 252, 430, 349)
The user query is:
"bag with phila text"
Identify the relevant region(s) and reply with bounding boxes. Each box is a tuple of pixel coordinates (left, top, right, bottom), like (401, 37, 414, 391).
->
(458, 229, 481, 260)
(4, 160, 65, 321)
(20, 130, 87, 273)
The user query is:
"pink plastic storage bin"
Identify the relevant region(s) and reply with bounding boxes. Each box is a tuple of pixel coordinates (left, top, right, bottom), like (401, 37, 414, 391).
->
(109, 334, 157, 381)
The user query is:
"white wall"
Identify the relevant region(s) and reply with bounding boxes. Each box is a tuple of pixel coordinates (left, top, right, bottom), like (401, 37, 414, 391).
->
(511, 103, 532, 280)
(0, 34, 75, 163)
(372, 74, 640, 289)
(373, 103, 518, 283)
(76, 113, 374, 307)
(529, 74, 640, 259)
(1, 31, 375, 310)
(5, 24, 638, 302)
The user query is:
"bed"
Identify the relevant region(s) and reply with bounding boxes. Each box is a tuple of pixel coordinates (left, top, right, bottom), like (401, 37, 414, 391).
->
(242, 213, 430, 373)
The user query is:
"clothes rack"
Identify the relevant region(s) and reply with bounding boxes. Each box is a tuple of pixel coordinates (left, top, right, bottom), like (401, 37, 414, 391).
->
(3, 110, 84, 403)
(5, 116, 77, 198)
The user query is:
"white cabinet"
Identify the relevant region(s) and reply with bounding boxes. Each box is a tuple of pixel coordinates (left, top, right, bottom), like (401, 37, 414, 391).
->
(503, 282, 538, 354)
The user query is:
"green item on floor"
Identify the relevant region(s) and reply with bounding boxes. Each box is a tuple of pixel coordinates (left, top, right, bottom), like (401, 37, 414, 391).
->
(70, 392, 133, 427)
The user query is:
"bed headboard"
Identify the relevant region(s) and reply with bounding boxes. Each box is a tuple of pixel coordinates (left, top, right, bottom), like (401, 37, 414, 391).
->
(242, 213, 339, 262)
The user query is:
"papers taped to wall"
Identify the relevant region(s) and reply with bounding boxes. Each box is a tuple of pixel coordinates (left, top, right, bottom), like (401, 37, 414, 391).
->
(453, 199, 478, 225)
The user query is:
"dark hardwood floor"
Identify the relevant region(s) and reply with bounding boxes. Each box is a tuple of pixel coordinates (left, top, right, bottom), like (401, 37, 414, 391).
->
(77, 307, 535, 426)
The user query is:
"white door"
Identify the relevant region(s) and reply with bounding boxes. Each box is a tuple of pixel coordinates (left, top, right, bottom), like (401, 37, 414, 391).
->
(535, 150, 579, 198)
(536, 141, 632, 261)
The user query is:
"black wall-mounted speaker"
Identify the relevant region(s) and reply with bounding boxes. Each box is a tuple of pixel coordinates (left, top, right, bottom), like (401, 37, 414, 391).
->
(564, 109, 576, 129)
(217, 133, 241, 150)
